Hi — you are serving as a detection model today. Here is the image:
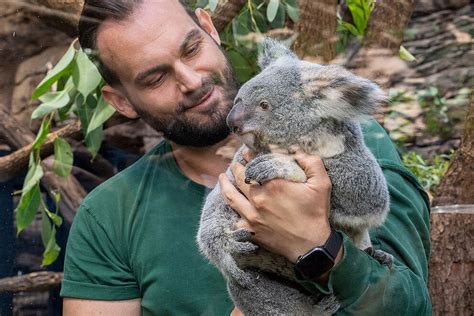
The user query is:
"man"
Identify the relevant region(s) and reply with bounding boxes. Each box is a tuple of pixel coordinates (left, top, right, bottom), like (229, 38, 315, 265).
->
(61, 0, 432, 315)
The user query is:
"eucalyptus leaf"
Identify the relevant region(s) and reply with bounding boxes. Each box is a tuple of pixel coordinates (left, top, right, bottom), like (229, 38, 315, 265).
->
(75, 94, 96, 135)
(16, 185, 41, 234)
(53, 137, 73, 177)
(226, 49, 255, 83)
(42, 226, 61, 266)
(285, 0, 299, 23)
(44, 207, 63, 227)
(87, 96, 116, 135)
(41, 209, 52, 246)
(399, 45, 416, 61)
(266, 0, 280, 22)
(72, 49, 103, 98)
(32, 117, 50, 150)
(32, 89, 71, 120)
(23, 162, 44, 194)
(32, 43, 76, 99)
(86, 125, 104, 159)
(209, 0, 218, 11)
(270, 4, 286, 28)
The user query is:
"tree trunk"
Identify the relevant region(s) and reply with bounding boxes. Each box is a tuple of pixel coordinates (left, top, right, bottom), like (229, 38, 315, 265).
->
(292, 0, 338, 61)
(364, 0, 416, 52)
(0, 272, 63, 293)
(433, 90, 474, 205)
(429, 206, 474, 315)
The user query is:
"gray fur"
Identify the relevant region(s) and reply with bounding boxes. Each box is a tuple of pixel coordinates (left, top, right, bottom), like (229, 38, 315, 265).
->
(197, 38, 392, 315)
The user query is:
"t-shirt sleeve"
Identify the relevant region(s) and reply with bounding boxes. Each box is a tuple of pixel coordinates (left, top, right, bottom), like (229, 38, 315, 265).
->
(297, 120, 432, 315)
(60, 203, 140, 300)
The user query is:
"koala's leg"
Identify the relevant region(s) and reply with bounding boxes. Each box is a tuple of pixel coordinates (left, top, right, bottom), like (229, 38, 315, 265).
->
(345, 228, 394, 268)
(245, 153, 306, 185)
(228, 269, 339, 316)
(197, 186, 258, 287)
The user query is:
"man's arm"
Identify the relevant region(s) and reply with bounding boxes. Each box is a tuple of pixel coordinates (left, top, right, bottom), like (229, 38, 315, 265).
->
(221, 151, 431, 314)
(63, 298, 140, 316)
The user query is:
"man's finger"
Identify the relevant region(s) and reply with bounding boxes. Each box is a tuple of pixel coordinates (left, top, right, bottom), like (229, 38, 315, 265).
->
(230, 162, 251, 199)
(294, 151, 331, 188)
(219, 173, 256, 221)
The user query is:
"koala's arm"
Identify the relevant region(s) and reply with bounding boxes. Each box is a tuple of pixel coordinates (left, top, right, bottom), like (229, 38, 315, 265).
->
(295, 121, 432, 315)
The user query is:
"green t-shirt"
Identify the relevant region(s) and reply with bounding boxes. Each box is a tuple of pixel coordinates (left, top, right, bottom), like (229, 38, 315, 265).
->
(60, 120, 432, 315)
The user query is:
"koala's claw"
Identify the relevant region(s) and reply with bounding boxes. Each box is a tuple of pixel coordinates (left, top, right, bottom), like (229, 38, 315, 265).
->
(364, 247, 394, 268)
(229, 228, 253, 242)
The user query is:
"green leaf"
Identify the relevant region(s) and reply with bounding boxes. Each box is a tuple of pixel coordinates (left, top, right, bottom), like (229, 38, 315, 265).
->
(44, 207, 63, 227)
(32, 117, 51, 150)
(285, 0, 299, 23)
(23, 161, 44, 194)
(399, 45, 416, 61)
(16, 185, 41, 234)
(87, 96, 116, 135)
(266, 0, 280, 22)
(209, 0, 218, 11)
(72, 49, 103, 98)
(31, 89, 71, 120)
(53, 137, 73, 177)
(226, 49, 255, 83)
(42, 226, 61, 266)
(86, 125, 103, 159)
(347, 1, 368, 35)
(339, 21, 361, 37)
(271, 4, 286, 28)
(75, 94, 96, 135)
(41, 209, 52, 246)
(32, 43, 76, 99)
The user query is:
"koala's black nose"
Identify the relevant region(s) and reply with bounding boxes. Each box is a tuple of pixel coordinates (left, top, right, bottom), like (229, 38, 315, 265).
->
(227, 100, 244, 134)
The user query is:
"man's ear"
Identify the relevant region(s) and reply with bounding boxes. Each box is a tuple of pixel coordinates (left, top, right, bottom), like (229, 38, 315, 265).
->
(101, 85, 139, 119)
(195, 8, 221, 45)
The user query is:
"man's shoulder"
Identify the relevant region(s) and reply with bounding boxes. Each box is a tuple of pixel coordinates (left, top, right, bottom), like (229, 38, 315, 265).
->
(80, 140, 171, 212)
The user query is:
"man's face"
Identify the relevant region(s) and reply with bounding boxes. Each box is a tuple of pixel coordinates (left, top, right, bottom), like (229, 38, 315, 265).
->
(97, 0, 239, 146)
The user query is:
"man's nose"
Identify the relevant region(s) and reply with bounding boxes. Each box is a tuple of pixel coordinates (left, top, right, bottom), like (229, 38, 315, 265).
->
(175, 62, 201, 93)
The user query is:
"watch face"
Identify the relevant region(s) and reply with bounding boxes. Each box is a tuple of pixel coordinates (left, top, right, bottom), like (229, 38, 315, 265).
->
(296, 248, 334, 280)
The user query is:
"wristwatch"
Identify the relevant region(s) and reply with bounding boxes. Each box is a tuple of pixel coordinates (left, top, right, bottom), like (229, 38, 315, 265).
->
(295, 229, 343, 280)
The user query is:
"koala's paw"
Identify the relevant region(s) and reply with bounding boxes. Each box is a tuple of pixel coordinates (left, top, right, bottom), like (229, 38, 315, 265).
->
(245, 154, 306, 185)
(364, 247, 394, 268)
(227, 229, 259, 255)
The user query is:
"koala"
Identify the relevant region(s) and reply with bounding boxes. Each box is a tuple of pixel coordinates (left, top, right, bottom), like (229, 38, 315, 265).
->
(197, 38, 392, 315)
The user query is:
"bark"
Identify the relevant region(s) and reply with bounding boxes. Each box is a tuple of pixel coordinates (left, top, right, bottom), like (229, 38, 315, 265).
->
(364, 0, 416, 52)
(433, 90, 474, 205)
(0, 272, 63, 293)
(429, 206, 474, 315)
(0, 121, 82, 182)
(292, 0, 338, 61)
(211, 0, 248, 33)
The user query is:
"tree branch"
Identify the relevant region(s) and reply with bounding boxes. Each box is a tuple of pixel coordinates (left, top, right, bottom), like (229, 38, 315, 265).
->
(211, 0, 247, 33)
(0, 271, 63, 293)
(0, 121, 81, 182)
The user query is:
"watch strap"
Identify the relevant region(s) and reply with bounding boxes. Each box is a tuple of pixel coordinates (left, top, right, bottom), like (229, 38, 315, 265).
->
(323, 229, 343, 260)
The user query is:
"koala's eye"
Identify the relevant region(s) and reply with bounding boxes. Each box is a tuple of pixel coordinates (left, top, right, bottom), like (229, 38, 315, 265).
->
(259, 100, 270, 111)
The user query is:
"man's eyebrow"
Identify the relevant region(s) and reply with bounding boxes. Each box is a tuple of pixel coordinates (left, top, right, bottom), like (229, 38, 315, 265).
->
(179, 28, 202, 56)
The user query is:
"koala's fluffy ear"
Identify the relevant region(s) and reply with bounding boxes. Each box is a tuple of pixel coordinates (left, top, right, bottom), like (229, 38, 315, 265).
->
(258, 37, 297, 70)
(306, 65, 388, 121)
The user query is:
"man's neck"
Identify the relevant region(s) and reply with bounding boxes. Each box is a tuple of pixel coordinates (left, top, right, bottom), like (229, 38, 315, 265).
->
(170, 135, 241, 188)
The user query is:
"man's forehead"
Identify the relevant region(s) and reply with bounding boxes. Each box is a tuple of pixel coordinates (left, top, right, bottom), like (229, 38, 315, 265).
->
(96, 0, 196, 77)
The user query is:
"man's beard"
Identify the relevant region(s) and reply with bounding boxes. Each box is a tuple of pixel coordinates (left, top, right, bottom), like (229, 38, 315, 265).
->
(135, 58, 240, 147)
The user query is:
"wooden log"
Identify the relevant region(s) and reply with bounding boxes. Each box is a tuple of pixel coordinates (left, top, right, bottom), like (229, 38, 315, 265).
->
(429, 205, 474, 315)
(0, 272, 63, 293)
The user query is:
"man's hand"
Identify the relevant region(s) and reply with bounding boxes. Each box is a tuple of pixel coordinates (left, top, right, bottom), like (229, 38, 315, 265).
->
(219, 151, 334, 263)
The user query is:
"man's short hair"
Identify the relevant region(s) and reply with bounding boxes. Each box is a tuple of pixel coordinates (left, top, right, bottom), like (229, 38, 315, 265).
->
(78, 0, 199, 86)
